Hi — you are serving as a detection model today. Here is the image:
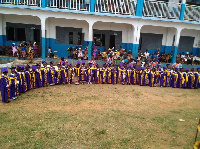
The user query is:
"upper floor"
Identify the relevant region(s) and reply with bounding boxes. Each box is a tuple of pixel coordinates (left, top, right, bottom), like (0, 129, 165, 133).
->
(0, 0, 200, 24)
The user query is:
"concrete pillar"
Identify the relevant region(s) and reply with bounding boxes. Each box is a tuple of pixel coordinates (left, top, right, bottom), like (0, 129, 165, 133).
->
(0, 14, 3, 46)
(88, 22, 94, 60)
(179, 0, 186, 21)
(172, 28, 182, 63)
(136, 0, 144, 17)
(131, 25, 141, 58)
(41, 17, 47, 59)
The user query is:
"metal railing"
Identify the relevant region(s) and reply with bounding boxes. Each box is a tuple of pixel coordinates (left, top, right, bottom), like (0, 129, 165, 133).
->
(184, 4, 200, 22)
(1, 0, 200, 22)
(95, 0, 137, 15)
(143, 0, 181, 19)
(0, 0, 41, 6)
(49, 0, 89, 11)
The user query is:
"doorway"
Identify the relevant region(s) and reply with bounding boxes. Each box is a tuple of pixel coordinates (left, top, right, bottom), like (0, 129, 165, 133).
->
(33, 29, 41, 44)
(109, 35, 115, 49)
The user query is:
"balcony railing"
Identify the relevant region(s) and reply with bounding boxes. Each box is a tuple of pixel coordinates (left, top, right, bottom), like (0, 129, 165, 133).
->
(143, 0, 181, 19)
(184, 4, 200, 21)
(95, 0, 136, 15)
(0, 0, 200, 22)
(49, 0, 89, 11)
(0, 0, 41, 6)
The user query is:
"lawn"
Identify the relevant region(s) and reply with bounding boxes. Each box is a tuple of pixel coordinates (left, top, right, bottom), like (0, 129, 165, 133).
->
(0, 84, 200, 149)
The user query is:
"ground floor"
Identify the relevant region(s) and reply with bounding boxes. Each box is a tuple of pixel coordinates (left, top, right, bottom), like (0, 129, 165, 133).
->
(0, 13, 200, 62)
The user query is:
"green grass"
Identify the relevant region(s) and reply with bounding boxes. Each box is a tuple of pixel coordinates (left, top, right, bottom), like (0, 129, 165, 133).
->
(0, 85, 200, 148)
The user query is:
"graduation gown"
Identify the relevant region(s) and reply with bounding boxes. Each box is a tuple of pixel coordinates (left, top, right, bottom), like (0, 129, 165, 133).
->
(25, 71, 31, 90)
(0, 75, 9, 102)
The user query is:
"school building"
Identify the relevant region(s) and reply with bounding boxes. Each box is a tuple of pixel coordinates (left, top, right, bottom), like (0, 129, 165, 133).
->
(0, 0, 200, 62)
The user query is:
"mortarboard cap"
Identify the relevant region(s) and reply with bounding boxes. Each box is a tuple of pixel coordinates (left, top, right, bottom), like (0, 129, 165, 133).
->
(1, 67, 8, 73)
(10, 67, 16, 71)
(197, 68, 200, 71)
(26, 64, 30, 68)
(50, 61, 53, 65)
(166, 64, 170, 67)
(77, 61, 81, 65)
(42, 61, 47, 65)
(32, 65, 37, 70)
(163, 67, 166, 69)
(20, 65, 25, 70)
(191, 68, 194, 71)
(185, 68, 189, 71)
(82, 60, 86, 64)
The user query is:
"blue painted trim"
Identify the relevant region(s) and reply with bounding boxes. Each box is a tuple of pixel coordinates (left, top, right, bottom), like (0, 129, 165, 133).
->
(132, 44, 139, 59)
(0, 35, 4, 46)
(41, 37, 46, 59)
(136, 0, 144, 17)
(90, 0, 95, 12)
(172, 46, 178, 63)
(179, 4, 185, 21)
(87, 41, 92, 60)
(0, 5, 200, 25)
(42, 0, 47, 8)
(192, 47, 199, 56)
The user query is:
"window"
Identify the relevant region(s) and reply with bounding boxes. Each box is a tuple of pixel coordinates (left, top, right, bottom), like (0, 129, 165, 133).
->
(94, 34, 105, 46)
(69, 32, 73, 44)
(78, 32, 82, 45)
(6, 27, 14, 41)
(17, 28, 26, 41)
(102, 34, 105, 46)
(94, 34, 101, 46)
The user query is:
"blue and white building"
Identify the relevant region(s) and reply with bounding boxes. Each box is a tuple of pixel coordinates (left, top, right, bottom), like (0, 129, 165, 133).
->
(0, 0, 200, 62)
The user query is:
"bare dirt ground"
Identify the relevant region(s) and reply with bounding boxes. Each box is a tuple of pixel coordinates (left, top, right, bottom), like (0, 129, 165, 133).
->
(0, 84, 200, 149)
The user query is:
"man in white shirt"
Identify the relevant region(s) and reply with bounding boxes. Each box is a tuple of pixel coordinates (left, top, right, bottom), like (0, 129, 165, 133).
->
(144, 49, 150, 60)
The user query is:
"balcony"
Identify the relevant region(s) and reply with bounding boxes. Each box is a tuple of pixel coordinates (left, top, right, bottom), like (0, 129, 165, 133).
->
(0, 0, 200, 22)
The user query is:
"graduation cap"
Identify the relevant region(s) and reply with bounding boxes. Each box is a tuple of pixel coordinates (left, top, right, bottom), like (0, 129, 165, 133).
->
(191, 68, 194, 71)
(175, 67, 179, 70)
(50, 61, 53, 65)
(166, 64, 170, 67)
(32, 65, 37, 70)
(163, 67, 166, 69)
(103, 63, 107, 67)
(42, 61, 47, 65)
(10, 67, 16, 71)
(36, 64, 40, 67)
(1, 67, 8, 73)
(16, 65, 21, 69)
(197, 68, 200, 71)
(68, 63, 72, 66)
(77, 61, 81, 65)
(128, 64, 132, 68)
(136, 66, 141, 70)
(141, 67, 145, 70)
(82, 60, 86, 64)
(185, 68, 189, 71)
(20, 65, 25, 70)
(25, 64, 30, 68)
(96, 63, 99, 67)
(180, 68, 183, 71)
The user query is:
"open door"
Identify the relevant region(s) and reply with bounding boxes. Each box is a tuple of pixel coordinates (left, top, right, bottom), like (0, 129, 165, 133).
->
(109, 35, 115, 49)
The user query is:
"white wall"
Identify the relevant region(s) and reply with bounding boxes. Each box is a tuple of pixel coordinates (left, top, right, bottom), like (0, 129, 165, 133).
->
(181, 29, 200, 48)
(47, 17, 89, 40)
(141, 25, 169, 45)
(93, 22, 133, 43)
(2, 14, 40, 35)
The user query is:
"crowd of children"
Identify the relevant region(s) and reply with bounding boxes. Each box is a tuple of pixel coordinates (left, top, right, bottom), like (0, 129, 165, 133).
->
(1, 60, 200, 103)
